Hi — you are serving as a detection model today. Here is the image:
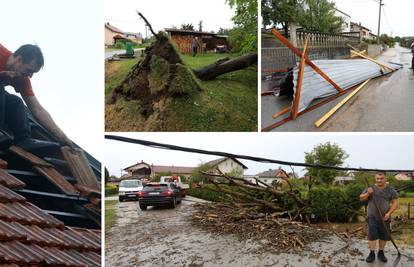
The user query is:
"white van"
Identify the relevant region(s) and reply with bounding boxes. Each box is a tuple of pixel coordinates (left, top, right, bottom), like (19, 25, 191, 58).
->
(118, 179, 143, 202)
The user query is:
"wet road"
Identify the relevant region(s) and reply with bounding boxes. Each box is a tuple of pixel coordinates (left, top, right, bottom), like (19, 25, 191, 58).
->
(262, 45, 414, 131)
(105, 199, 414, 266)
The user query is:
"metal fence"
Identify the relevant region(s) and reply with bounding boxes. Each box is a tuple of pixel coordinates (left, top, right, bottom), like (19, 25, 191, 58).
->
(262, 30, 361, 74)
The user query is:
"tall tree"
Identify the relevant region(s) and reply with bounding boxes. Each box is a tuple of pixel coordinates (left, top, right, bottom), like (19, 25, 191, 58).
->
(181, 23, 195, 31)
(262, 0, 343, 34)
(227, 0, 257, 53)
(300, 0, 343, 33)
(305, 142, 349, 185)
(262, 0, 303, 35)
(198, 20, 203, 32)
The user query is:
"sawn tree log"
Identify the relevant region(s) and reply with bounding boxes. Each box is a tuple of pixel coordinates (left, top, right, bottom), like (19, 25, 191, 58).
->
(193, 53, 258, 80)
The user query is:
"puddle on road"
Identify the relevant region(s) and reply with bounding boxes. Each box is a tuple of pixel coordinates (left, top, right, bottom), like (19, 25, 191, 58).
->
(106, 201, 414, 267)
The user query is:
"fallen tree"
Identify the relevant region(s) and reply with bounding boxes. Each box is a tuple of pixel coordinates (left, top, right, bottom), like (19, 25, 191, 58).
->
(194, 53, 257, 80)
(107, 12, 257, 116)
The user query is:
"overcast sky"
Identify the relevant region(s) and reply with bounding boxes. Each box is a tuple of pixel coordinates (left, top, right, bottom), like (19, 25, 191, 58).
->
(104, 0, 235, 37)
(1, 0, 103, 160)
(105, 133, 414, 177)
(334, 0, 413, 37)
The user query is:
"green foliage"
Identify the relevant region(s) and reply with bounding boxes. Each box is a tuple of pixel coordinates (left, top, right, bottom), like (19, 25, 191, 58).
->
(379, 34, 396, 47)
(227, 0, 257, 53)
(305, 142, 349, 185)
(114, 41, 125, 49)
(227, 168, 243, 178)
(169, 63, 202, 95)
(190, 163, 212, 184)
(262, 0, 303, 33)
(105, 168, 109, 185)
(217, 28, 230, 35)
(307, 187, 359, 222)
(148, 55, 170, 94)
(180, 23, 195, 31)
(187, 186, 232, 202)
(262, 0, 343, 34)
(105, 185, 118, 196)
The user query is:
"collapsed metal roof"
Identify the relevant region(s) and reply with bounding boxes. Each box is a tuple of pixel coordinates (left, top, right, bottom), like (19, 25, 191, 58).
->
(292, 59, 403, 112)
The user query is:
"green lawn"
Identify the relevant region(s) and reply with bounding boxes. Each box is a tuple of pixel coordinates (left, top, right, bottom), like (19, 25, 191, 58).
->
(105, 200, 118, 232)
(105, 58, 138, 96)
(105, 52, 257, 131)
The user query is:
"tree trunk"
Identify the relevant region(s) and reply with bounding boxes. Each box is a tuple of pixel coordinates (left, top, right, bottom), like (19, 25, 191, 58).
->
(193, 53, 257, 80)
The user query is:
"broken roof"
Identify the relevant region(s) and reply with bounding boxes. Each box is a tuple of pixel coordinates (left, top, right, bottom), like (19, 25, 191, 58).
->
(293, 59, 402, 112)
(0, 109, 101, 265)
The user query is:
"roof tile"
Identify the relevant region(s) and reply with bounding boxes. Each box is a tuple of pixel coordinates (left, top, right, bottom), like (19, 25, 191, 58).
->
(0, 184, 26, 203)
(0, 169, 26, 189)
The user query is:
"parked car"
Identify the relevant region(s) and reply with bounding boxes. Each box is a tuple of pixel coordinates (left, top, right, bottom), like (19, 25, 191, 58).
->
(160, 175, 188, 197)
(118, 179, 143, 202)
(138, 182, 182, 210)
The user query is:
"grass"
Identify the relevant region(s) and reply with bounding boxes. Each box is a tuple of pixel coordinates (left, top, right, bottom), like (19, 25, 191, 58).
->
(105, 200, 118, 232)
(105, 58, 138, 96)
(105, 52, 257, 131)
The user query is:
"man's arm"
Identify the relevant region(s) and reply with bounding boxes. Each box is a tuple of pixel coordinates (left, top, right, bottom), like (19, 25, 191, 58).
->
(360, 187, 373, 201)
(384, 198, 398, 221)
(22, 95, 73, 146)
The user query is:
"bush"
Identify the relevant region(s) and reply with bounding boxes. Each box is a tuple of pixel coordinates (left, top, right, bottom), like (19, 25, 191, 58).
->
(187, 187, 231, 202)
(114, 42, 125, 49)
(105, 186, 118, 196)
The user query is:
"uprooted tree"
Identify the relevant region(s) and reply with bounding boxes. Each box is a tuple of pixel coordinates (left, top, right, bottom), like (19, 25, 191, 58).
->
(107, 12, 257, 116)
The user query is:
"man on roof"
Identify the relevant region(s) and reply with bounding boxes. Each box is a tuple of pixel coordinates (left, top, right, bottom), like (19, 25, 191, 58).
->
(0, 43, 73, 150)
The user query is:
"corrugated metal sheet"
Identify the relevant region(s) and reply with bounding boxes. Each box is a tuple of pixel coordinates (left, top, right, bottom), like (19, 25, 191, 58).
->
(293, 59, 403, 112)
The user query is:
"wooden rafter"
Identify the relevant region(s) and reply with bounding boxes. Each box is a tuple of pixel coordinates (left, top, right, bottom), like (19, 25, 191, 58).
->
(291, 37, 309, 119)
(271, 29, 344, 92)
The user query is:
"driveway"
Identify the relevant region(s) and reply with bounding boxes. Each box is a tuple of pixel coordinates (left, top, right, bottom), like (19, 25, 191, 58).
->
(105, 199, 414, 266)
(262, 44, 414, 131)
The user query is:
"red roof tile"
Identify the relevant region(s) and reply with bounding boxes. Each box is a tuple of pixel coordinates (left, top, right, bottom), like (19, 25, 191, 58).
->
(0, 169, 26, 189)
(0, 155, 101, 266)
(0, 184, 26, 203)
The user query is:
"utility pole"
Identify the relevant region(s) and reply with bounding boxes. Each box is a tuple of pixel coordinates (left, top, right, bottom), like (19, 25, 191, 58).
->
(377, 0, 384, 44)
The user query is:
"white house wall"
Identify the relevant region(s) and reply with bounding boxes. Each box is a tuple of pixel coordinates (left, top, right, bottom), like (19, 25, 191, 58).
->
(216, 158, 245, 176)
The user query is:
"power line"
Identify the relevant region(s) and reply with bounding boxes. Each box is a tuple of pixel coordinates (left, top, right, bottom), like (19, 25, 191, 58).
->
(104, 135, 414, 173)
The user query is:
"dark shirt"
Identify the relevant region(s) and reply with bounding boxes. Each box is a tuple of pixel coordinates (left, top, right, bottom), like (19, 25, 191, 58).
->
(362, 185, 398, 220)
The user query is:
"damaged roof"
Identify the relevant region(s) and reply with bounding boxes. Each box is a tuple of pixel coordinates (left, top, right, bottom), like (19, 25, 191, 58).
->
(292, 59, 403, 112)
(0, 109, 101, 265)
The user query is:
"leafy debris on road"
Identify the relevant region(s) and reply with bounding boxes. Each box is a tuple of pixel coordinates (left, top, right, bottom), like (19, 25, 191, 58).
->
(191, 202, 329, 252)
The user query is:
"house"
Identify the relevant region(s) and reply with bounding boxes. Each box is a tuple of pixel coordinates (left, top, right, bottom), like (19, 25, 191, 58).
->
(351, 22, 375, 41)
(165, 28, 229, 54)
(205, 157, 248, 177)
(334, 175, 356, 185)
(335, 8, 351, 32)
(105, 22, 126, 46)
(125, 31, 143, 44)
(122, 160, 195, 180)
(245, 167, 291, 186)
(395, 172, 414, 181)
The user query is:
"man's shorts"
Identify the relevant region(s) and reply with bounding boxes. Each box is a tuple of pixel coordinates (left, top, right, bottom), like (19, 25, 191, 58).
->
(368, 217, 391, 241)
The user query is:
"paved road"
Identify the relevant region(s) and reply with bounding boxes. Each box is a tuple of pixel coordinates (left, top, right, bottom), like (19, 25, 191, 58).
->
(105, 48, 144, 59)
(105, 200, 414, 267)
(262, 45, 414, 131)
